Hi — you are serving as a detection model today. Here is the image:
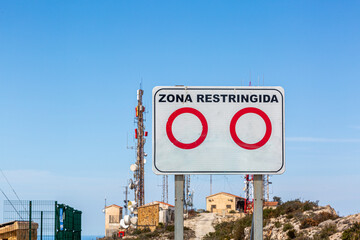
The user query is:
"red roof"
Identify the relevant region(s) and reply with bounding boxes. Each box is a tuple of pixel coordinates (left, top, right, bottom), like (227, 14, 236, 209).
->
(206, 192, 246, 199)
(143, 201, 175, 208)
(264, 201, 278, 207)
(154, 201, 175, 208)
(105, 204, 123, 209)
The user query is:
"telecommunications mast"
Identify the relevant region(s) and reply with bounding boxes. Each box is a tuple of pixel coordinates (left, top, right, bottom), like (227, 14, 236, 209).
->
(134, 88, 147, 207)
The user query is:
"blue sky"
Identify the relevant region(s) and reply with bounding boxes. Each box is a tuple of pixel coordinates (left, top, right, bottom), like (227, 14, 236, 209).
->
(0, 0, 360, 235)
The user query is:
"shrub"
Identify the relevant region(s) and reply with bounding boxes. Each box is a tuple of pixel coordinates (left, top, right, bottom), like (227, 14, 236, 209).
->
(229, 210, 236, 214)
(188, 209, 198, 218)
(315, 212, 338, 223)
(233, 214, 253, 240)
(300, 211, 338, 230)
(312, 224, 337, 239)
(203, 221, 235, 240)
(132, 227, 151, 235)
(300, 218, 319, 229)
(303, 200, 318, 211)
(342, 222, 360, 240)
(283, 223, 294, 231)
(274, 221, 281, 228)
(263, 208, 277, 219)
(165, 225, 175, 232)
(287, 229, 297, 239)
(143, 231, 159, 239)
(263, 199, 319, 222)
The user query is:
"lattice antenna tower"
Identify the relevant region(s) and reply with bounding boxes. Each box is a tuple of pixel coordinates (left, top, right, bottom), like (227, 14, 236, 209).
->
(134, 88, 147, 206)
(162, 175, 169, 203)
(263, 175, 271, 202)
(184, 175, 191, 212)
(244, 175, 254, 213)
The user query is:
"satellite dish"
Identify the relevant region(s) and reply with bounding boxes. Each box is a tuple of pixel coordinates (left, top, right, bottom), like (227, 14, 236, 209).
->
(120, 219, 129, 229)
(144, 158, 147, 164)
(130, 217, 138, 225)
(130, 164, 139, 172)
(129, 206, 134, 213)
(144, 153, 148, 157)
(124, 215, 131, 225)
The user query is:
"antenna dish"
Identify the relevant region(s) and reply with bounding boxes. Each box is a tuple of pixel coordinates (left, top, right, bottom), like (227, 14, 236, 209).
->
(129, 206, 134, 213)
(124, 215, 131, 225)
(130, 164, 139, 172)
(120, 219, 129, 229)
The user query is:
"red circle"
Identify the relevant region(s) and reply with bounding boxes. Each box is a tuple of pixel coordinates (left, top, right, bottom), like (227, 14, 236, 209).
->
(230, 107, 272, 150)
(166, 107, 208, 149)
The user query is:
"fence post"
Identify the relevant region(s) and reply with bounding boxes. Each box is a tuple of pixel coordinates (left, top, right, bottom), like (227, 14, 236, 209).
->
(29, 201, 32, 240)
(41, 211, 43, 240)
(55, 201, 58, 240)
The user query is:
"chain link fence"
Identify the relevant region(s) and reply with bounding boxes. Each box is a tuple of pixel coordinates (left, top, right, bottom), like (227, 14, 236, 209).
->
(2, 200, 81, 240)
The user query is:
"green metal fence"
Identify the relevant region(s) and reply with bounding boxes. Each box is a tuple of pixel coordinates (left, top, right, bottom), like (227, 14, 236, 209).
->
(55, 204, 82, 240)
(3, 200, 81, 240)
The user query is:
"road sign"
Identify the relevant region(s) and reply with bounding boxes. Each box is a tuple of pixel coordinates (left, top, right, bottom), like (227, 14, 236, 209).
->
(152, 86, 285, 174)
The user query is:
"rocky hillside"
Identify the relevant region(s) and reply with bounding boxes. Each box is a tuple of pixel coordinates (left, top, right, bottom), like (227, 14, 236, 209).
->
(204, 199, 360, 240)
(256, 205, 360, 240)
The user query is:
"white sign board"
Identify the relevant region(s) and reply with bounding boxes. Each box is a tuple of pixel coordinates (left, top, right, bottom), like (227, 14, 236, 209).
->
(152, 86, 285, 174)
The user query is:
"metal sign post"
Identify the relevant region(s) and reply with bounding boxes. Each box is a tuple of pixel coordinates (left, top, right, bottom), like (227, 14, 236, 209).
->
(174, 175, 184, 240)
(253, 175, 264, 240)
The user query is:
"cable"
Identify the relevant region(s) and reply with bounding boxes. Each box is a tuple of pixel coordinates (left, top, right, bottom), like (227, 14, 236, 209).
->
(0, 168, 28, 214)
(0, 186, 23, 220)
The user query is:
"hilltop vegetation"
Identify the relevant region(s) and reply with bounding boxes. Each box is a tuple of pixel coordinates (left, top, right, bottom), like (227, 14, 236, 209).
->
(204, 198, 360, 240)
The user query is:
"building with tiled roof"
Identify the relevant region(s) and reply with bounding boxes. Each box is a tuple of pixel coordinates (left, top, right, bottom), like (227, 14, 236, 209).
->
(104, 204, 123, 237)
(206, 192, 246, 213)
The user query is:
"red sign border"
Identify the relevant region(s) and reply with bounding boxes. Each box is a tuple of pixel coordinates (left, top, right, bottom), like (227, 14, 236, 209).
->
(166, 107, 208, 149)
(230, 107, 272, 150)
